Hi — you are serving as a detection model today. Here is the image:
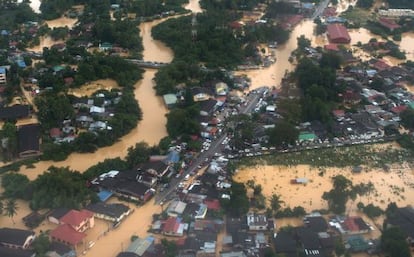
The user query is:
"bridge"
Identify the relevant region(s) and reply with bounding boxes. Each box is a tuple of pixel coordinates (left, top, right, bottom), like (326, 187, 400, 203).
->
(127, 59, 168, 69)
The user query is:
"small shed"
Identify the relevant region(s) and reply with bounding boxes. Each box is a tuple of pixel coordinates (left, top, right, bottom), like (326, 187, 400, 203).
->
(163, 94, 178, 109)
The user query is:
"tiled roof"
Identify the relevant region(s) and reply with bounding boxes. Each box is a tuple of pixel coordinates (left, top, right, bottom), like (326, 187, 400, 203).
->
(50, 224, 86, 246)
(60, 209, 94, 227)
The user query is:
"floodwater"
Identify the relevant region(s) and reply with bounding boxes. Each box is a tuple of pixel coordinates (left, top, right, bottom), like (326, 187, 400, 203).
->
(18, 14, 173, 178)
(67, 79, 120, 97)
(236, 20, 319, 90)
(45, 16, 77, 29)
(235, 162, 414, 212)
(185, 0, 203, 13)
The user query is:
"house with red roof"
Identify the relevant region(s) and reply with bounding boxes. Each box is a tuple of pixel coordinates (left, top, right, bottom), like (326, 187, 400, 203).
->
(59, 209, 94, 233)
(162, 217, 186, 237)
(50, 224, 86, 247)
(391, 105, 407, 114)
(378, 17, 401, 31)
(327, 23, 351, 44)
(324, 43, 340, 51)
(372, 59, 391, 71)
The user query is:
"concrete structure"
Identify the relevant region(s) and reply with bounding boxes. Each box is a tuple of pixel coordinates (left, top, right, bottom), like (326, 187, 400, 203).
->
(246, 213, 268, 231)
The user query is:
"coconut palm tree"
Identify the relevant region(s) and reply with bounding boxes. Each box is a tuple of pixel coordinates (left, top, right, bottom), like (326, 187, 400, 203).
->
(269, 193, 284, 215)
(5, 199, 18, 225)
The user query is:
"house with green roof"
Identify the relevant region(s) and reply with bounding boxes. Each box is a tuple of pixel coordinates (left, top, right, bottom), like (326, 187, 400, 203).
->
(163, 93, 178, 109)
(298, 132, 317, 143)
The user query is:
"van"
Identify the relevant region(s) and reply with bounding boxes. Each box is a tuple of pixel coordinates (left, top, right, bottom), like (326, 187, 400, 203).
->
(184, 174, 190, 181)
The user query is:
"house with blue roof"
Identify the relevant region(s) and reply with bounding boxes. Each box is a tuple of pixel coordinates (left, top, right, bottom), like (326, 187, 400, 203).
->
(0, 67, 6, 84)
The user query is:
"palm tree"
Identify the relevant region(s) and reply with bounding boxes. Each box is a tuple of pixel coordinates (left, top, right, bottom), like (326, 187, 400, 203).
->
(5, 199, 18, 225)
(269, 193, 284, 215)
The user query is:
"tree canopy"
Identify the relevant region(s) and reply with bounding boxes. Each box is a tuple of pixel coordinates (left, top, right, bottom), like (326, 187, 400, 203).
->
(30, 166, 97, 210)
(322, 175, 354, 214)
(220, 181, 249, 217)
(381, 227, 411, 257)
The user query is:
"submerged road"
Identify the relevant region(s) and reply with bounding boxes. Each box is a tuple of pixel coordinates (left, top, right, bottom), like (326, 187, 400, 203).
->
(154, 89, 264, 204)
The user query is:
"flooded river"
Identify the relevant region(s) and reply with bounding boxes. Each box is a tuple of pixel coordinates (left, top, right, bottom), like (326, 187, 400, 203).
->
(19, 12, 171, 177)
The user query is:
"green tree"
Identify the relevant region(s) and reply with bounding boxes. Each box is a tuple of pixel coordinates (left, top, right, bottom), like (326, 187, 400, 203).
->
(381, 227, 411, 257)
(161, 238, 178, 257)
(270, 193, 284, 214)
(400, 108, 414, 130)
(32, 232, 50, 256)
(166, 108, 200, 138)
(126, 142, 151, 168)
(0, 122, 18, 160)
(30, 166, 97, 210)
(1, 173, 30, 199)
(297, 35, 311, 51)
(220, 182, 249, 217)
(267, 120, 299, 147)
(5, 198, 18, 224)
(322, 175, 353, 214)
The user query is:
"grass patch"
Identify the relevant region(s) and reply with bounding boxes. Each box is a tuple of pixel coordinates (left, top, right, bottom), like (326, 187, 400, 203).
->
(237, 143, 413, 169)
(340, 7, 372, 27)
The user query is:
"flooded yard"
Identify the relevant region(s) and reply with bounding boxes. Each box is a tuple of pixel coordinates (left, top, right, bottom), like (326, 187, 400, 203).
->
(234, 163, 414, 212)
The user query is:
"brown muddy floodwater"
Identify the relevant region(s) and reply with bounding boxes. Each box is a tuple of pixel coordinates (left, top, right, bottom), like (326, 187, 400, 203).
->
(185, 0, 203, 13)
(19, 18, 172, 178)
(235, 161, 414, 213)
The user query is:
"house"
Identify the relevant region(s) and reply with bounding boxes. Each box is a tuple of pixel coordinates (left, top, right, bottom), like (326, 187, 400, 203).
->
(137, 160, 171, 178)
(99, 42, 113, 51)
(125, 236, 155, 256)
(215, 82, 229, 96)
(0, 105, 30, 120)
(50, 224, 86, 247)
(327, 23, 351, 44)
(199, 99, 217, 116)
(163, 94, 178, 109)
(182, 231, 217, 255)
(274, 230, 297, 257)
(136, 173, 158, 187)
(48, 208, 70, 224)
(89, 106, 105, 114)
(378, 17, 401, 31)
(59, 209, 94, 233)
(162, 217, 186, 237)
(330, 216, 371, 235)
(166, 200, 187, 217)
(0, 228, 36, 249)
(116, 181, 155, 202)
(0, 67, 6, 84)
(220, 251, 247, 257)
(46, 241, 77, 257)
(182, 202, 208, 219)
(191, 87, 213, 102)
(85, 202, 131, 223)
(17, 123, 41, 158)
(296, 227, 323, 257)
(246, 213, 268, 231)
(0, 246, 35, 257)
(193, 219, 224, 233)
(304, 215, 328, 233)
